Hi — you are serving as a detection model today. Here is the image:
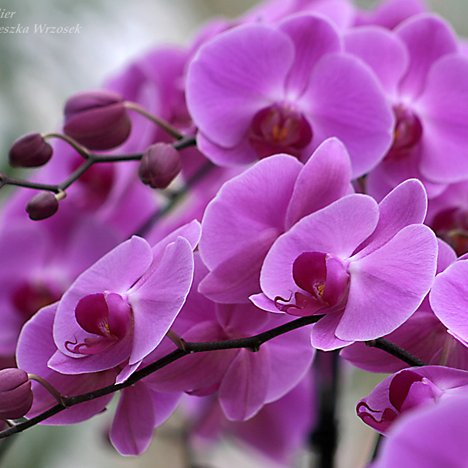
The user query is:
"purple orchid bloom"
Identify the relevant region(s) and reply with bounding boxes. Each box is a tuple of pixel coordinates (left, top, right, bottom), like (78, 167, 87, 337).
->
(371, 396, 468, 468)
(430, 256, 468, 348)
(346, 14, 468, 198)
(47, 222, 200, 382)
(17, 303, 181, 456)
(17, 304, 117, 425)
(357, 365, 468, 433)
(341, 240, 468, 372)
(199, 138, 353, 304)
(186, 14, 393, 176)
(252, 179, 437, 350)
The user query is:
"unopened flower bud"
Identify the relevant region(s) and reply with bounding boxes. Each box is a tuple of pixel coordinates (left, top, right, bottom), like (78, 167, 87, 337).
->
(139, 143, 182, 189)
(9, 133, 53, 168)
(26, 192, 59, 220)
(63, 90, 131, 150)
(0, 368, 33, 420)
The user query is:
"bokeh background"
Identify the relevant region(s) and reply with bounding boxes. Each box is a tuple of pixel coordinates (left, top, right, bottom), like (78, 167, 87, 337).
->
(0, 1, 466, 467)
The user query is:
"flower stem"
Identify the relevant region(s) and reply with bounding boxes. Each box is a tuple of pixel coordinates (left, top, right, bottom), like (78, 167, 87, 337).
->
(0, 320, 424, 441)
(125, 102, 184, 140)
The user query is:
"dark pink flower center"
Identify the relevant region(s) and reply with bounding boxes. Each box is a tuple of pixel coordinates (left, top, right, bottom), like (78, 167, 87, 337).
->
(432, 208, 468, 256)
(389, 370, 442, 413)
(386, 104, 423, 160)
(248, 103, 312, 159)
(65, 292, 131, 355)
(357, 371, 442, 432)
(275, 252, 349, 315)
(11, 281, 62, 320)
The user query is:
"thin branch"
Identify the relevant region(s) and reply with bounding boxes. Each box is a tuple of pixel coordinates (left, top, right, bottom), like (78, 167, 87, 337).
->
(0, 175, 60, 193)
(59, 158, 94, 190)
(0, 314, 323, 439)
(0, 135, 197, 195)
(371, 433, 384, 462)
(0, 316, 424, 440)
(365, 338, 425, 367)
(311, 350, 340, 468)
(124, 102, 184, 140)
(43, 132, 90, 159)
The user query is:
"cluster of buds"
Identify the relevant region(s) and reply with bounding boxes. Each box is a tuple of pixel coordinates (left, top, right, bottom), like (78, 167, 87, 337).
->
(4, 90, 185, 221)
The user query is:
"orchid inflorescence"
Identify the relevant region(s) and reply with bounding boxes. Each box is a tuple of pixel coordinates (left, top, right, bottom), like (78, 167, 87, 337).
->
(1, 0, 468, 466)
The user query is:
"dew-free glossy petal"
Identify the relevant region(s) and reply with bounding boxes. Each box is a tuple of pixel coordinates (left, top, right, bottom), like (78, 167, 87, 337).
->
(285, 138, 352, 228)
(128, 237, 194, 364)
(304, 53, 393, 177)
(339, 225, 437, 341)
(187, 24, 294, 147)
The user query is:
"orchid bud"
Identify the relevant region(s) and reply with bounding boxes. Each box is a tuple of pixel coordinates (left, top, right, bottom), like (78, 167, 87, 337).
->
(26, 192, 59, 220)
(63, 90, 131, 150)
(9, 133, 53, 168)
(138, 143, 181, 189)
(0, 368, 33, 420)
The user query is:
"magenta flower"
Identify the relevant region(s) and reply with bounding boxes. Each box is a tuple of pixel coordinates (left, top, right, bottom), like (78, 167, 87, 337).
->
(347, 15, 468, 196)
(17, 303, 180, 455)
(17, 304, 117, 425)
(48, 222, 200, 382)
(253, 179, 437, 349)
(200, 138, 352, 304)
(357, 365, 468, 433)
(371, 396, 468, 468)
(187, 14, 393, 176)
(341, 240, 468, 372)
(430, 257, 468, 347)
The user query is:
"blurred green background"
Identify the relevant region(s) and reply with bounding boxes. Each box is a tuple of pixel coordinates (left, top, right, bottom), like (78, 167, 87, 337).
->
(0, 1, 466, 467)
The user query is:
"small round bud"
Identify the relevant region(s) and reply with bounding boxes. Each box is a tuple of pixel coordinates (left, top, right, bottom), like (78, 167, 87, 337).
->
(139, 143, 182, 189)
(63, 90, 131, 150)
(0, 368, 33, 420)
(26, 192, 59, 220)
(9, 133, 53, 168)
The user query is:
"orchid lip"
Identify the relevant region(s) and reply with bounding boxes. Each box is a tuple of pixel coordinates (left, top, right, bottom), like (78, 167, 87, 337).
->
(248, 103, 312, 159)
(385, 104, 423, 160)
(273, 252, 350, 315)
(65, 292, 132, 356)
